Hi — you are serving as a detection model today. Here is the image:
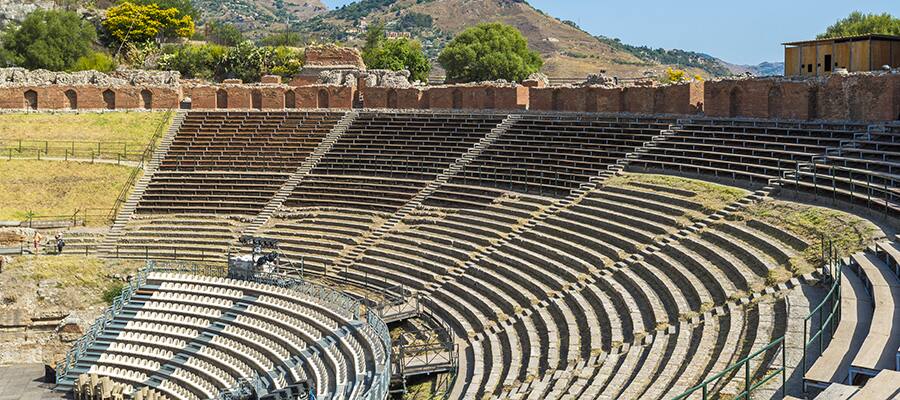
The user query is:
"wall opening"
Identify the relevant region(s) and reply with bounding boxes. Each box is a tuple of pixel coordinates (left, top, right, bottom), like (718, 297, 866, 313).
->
(317, 89, 330, 108)
(452, 89, 462, 109)
(387, 89, 399, 109)
(484, 88, 495, 109)
(24, 90, 37, 110)
(728, 87, 742, 117)
(584, 89, 597, 112)
(420, 92, 431, 109)
(653, 89, 665, 114)
(102, 89, 116, 110)
(216, 89, 228, 109)
(824, 54, 832, 72)
(807, 87, 818, 120)
(140, 90, 153, 109)
(284, 90, 296, 109)
(64, 90, 77, 110)
(767, 86, 783, 118)
(251, 90, 262, 110)
(551, 89, 561, 110)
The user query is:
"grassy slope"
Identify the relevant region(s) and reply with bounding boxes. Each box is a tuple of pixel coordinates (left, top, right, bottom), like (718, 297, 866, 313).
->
(0, 112, 170, 144)
(0, 160, 139, 221)
(734, 200, 883, 276)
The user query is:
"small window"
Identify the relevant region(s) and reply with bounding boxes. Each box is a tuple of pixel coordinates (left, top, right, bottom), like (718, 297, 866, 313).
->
(824, 55, 832, 72)
(807, 64, 813, 73)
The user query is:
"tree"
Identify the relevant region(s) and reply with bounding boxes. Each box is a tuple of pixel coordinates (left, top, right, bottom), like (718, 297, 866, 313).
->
(362, 21, 387, 59)
(364, 38, 431, 82)
(103, 2, 195, 45)
(0, 9, 97, 71)
(206, 21, 243, 46)
(126, 0, 199, 20)
(438, 22, 542, 83)
(818, 12, 900, 39)
(361, 24, 430, 82)
(72, 51, 118, 72)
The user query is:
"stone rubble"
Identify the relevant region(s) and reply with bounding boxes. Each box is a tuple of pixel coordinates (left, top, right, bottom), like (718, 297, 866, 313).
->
(0, 68, 181, 87)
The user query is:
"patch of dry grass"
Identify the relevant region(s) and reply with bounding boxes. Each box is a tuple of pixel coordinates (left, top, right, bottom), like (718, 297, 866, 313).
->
(0, 160, 139, 222)
(736, 200, 882, 275)
(0, 112, 171, 143)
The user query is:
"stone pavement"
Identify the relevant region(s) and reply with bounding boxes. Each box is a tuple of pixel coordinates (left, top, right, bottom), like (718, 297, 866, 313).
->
(0, 364, 67, 400)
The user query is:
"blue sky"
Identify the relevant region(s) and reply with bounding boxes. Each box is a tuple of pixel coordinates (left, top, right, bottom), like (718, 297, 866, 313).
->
(321, 0, 898, 65)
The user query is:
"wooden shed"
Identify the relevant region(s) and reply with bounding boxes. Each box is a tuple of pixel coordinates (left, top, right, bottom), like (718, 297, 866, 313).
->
(783, 34, 900, 77)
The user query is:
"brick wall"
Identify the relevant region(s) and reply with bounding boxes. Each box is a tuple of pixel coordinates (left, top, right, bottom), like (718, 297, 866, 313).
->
(0, 74, 897, 121)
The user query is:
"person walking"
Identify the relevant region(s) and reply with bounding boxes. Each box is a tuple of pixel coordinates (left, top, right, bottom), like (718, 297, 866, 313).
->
(33, 232, 43, 256)
(55, 234, 65, 254)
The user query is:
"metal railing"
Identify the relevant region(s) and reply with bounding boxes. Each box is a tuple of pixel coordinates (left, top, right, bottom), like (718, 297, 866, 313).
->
(56, 262, 153, 382)
(802, 237, 843, 379)
(106, 109, 175, 222)
(671, 336, 786, 400)
(1, 139, 146, 162)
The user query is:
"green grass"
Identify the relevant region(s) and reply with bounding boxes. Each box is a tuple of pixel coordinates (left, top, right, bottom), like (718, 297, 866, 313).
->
(736, 200, 882, 275)
(606, 173, 749, 215)
(0, 160, 139, 222)
(0, 112, 171, 143)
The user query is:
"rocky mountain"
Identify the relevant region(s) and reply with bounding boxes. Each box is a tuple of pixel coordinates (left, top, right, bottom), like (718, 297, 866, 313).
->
(295, 0, 738, 79)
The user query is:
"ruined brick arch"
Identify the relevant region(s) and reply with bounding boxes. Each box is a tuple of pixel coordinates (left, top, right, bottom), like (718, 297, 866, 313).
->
(452, 89, 462, 109)
(103, 89, 116, 110)
(317, 89, 330, 108)
(808, 87, 819, 120)
(484, 88, 495, 109)
(420, 91, 431, 109)
(64, 90, 77, 110)
(584, 88, 597, 112)
(216, 89, 228, 109)
(24, 90, 37, 110)
(141, 89, 153, 109)
(284, 90, 296, 109)
(728, 86, 742, 118)
(251, 90, 262, 110)
(653, 89, 665, 114)
(387, 89, 399, 109)
(767, 85, 783, 119)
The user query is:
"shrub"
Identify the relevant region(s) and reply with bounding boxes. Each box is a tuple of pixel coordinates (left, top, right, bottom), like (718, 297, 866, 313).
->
(71, 52, 118, 73)
(102, 282, 125, 304)
(438, 22, 542, 83)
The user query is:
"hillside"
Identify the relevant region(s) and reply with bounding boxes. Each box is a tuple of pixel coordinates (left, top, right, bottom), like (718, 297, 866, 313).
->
(296, 0, 735, 79)
(193, 0, 327, 32)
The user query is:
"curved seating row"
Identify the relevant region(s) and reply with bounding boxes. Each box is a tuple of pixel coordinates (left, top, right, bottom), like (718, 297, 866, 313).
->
(63, 272, 389, 400)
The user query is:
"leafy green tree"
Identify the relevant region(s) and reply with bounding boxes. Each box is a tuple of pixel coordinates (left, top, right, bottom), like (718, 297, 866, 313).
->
(72, 51, 118, 72)
(158, 43, 226, 80)
(364, 38, 431, 82)
(0, 9, 97, 71)
(126, 0, 200, 20)
(362, 22, 386, 59)
(103, 1, 195, 45)
(206, 21, 243, 46)
(438, 22, 542, 83)
(818, 12, 900, 39)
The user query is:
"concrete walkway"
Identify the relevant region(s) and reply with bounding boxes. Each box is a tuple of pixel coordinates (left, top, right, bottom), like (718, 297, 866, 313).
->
(0, 364, 67, 399)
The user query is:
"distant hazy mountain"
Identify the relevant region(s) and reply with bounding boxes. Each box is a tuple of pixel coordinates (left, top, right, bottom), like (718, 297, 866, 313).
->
(721, 61, 785, 77)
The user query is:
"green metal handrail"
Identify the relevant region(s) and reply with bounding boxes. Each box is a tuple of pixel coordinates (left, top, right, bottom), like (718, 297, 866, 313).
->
(671, 335, 786, 400)
(802, 237, 843, 378)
